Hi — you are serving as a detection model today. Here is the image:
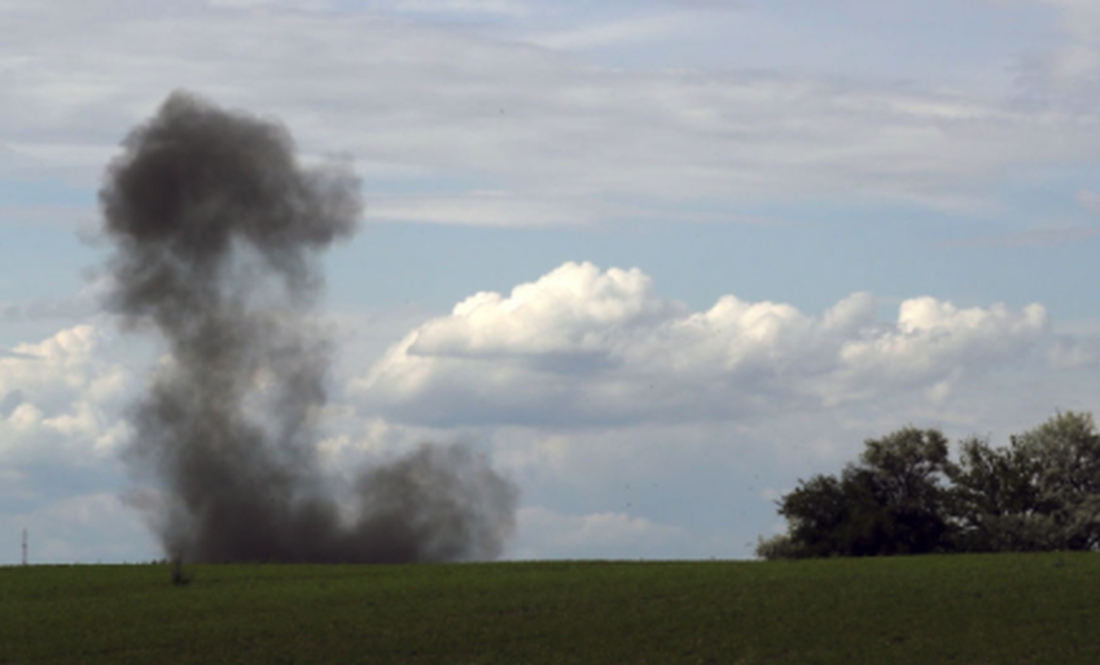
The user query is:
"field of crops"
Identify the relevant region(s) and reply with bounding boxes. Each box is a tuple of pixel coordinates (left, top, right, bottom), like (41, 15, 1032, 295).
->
(2, 553, 1099, 664)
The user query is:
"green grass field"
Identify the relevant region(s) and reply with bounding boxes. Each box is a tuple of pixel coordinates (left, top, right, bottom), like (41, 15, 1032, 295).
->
(2, 553, 1099, 664)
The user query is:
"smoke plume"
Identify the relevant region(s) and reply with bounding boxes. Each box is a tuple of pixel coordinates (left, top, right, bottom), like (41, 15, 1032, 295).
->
(101, 91, 517, 563)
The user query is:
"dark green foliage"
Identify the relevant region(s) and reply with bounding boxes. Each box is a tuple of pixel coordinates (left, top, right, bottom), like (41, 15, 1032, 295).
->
(4, 555, 1100, 664)
(774, 473, 849, 558)
(951, 411, 1100, 552)
(768, 428, 955, 558)
(949, 434, 1056, 552)
(1016, 411, 1100, 549)
(762, 412, 1100, 559)
(754, 533, 800, 560)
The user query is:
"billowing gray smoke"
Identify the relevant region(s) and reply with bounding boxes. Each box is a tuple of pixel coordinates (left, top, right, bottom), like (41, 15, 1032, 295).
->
(101, 91, 517, 563)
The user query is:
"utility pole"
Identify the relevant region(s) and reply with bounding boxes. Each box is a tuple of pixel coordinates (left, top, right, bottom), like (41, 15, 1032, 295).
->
(22, 528, 27, 566)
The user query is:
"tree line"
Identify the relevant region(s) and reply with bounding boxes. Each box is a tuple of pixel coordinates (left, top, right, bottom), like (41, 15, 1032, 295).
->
(757, 411, 1100, 559)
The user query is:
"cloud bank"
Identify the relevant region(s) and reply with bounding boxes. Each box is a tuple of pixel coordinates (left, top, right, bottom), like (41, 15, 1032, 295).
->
(354, 262, 1049, 427)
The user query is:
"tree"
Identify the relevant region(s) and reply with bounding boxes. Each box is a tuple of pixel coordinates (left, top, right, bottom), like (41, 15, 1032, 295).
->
(773, 473, 859, 558)
(947, 411, 1100, 552)
(947, 435, 1054, 552)
(760, 411, 1100, 559)
(858, 427, 955, 542)
(762, 427, 956, 559)
(1013, 411, 1100, 550)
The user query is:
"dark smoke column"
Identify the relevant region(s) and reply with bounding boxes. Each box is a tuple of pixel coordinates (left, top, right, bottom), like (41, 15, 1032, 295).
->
(102, 92, 517, 563)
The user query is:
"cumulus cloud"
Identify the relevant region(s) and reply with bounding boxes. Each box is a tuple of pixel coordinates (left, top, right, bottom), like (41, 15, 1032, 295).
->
(352, 262, 1049, 427)
(0, 325, 135, 465)
(0, 325, 144, 564)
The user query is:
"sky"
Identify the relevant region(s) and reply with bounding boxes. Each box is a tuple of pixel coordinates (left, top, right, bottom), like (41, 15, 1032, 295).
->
(3, 0, 1100, 563)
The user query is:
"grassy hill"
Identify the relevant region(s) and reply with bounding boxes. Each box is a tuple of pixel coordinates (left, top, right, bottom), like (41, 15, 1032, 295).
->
(2, 553, 1099, 664)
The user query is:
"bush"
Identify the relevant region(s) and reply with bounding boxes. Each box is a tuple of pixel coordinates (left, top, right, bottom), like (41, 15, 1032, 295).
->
(754, 534, 802, 560)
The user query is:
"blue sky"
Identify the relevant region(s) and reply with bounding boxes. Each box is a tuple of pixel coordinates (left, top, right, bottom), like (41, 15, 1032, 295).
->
(4, 0, 1100, 563)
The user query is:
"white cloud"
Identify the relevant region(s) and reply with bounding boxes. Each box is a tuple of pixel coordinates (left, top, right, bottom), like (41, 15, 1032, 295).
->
(0, 325, 136, 465)
(525, 13, 695, 51)
(366, 191, 596, 227)
(0, 326, 147, 563)
(1006, 0, 1100, 111)
(393, 0, 530, 16)
(1047, 335, 1100, 369)
(352, 262, 1049, 427)
(2, 0, 1098, 229)
(832, 297, 1049, 402)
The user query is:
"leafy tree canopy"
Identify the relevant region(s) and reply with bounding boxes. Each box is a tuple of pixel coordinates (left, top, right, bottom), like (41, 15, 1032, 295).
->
(758, 411, 1100, 559)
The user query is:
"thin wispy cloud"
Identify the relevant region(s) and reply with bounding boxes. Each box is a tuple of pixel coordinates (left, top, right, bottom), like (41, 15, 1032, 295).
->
(939, 226, 1100, 248)
(3, 0, 1099, 231)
